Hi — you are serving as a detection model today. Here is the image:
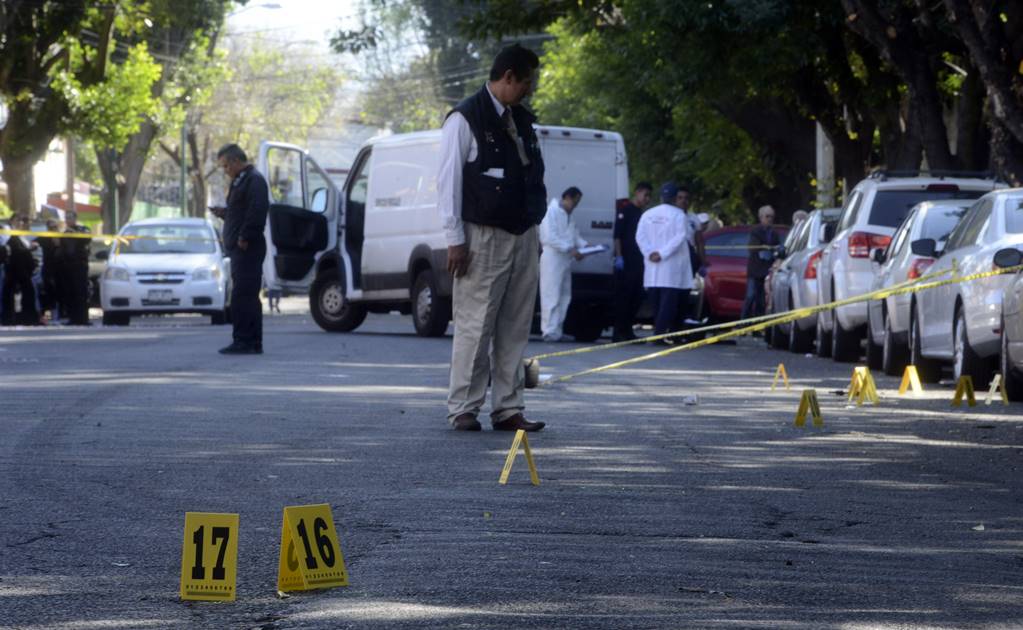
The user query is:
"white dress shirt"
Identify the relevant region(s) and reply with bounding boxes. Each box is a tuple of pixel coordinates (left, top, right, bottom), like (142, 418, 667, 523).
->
(437, 84, 507, 247)
(635, 203, 693, 290)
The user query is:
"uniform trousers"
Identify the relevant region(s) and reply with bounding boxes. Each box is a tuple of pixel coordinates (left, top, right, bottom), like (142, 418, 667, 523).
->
(613, 263, 644, 338)
(539, 249, 572, 339)
(229, 240, 266, 347)
(447, 223, 538, 424)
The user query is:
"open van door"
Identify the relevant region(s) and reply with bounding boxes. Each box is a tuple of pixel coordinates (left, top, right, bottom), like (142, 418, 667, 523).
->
(257, 141, 339, 295)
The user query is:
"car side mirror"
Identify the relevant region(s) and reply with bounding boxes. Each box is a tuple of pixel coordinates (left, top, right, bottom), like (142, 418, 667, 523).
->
(95, 250, 109, 261)
(871, 248, 886, 264)
(993, 247, 1023, 269)
(910, 238, 937, 258)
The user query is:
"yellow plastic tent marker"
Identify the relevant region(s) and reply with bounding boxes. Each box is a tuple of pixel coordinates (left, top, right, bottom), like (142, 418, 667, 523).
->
(499, 429, 540, 486)
(180, 512, 240, 602)
(985, 374, 1009, 406)
(848, 367, 879, 405)
(771, 363, 790, 391)
(277, 504, 349, 592)
(898, 365, 924, 396)
(952, 375, 977, 407)
(794, 389, 823, 428)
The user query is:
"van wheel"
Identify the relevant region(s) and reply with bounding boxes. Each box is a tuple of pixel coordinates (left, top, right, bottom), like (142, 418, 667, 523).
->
(310, 269, 366, 332)
(573, 318, 605, 342)
(412, 270, 451, 337)
(909, 305, 941, 383)
(102, 312, 130, 326)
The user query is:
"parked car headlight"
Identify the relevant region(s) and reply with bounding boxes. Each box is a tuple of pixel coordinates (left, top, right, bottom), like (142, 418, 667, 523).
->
(192, 266, 220, 281)
(104, 266, 130, 282)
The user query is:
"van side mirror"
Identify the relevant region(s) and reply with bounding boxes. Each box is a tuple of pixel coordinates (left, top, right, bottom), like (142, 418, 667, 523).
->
(993, 247, 1023, 269)
(871, 248, 886, 264)
(910, 238, 937, 258)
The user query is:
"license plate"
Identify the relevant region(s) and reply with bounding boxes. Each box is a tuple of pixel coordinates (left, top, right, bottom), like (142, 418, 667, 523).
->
(147, 289, 174, 303)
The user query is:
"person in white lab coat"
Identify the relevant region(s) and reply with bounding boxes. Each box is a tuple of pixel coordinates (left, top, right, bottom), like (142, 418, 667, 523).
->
(539, 187, 587, 341)
(635, 182, 693, 343)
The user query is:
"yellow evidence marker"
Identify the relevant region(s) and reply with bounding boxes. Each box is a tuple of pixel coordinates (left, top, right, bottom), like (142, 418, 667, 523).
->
(771, 363, 790, 391)
(985, 374, 1009, 406)
(898, 365, 924, 396)
(952, 375, 977, 407)
(847, 366, 880, 405)
(277, 504, 349, 592)
(499, 429, 540, 486)
(180, 512, 240, 602)
(794, 389, 823, 428)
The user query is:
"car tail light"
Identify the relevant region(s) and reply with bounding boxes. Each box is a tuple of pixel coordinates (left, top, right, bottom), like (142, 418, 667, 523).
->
(907, 257, 934, 280)
(926, 183, 960, 192)
(804, 249, 823, 279)
(848, 232, 891, 258)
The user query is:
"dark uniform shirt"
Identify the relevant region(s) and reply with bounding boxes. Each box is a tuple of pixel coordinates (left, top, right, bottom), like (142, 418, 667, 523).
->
(223, 165, 270, 252)
(746, 225, 781, 279)
(59, 225, 91, 265)
(613, 202, 644, 267)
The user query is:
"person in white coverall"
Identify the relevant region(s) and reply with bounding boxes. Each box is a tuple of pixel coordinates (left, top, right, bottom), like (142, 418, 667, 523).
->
(539, 186, 587, 341)
(635, 182, 693, 343)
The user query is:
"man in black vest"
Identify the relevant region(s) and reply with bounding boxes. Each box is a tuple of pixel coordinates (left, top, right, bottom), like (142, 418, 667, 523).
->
(210, 144, 269, 355)
(439, 44, 548, 432)
(1, 215, 40, 325)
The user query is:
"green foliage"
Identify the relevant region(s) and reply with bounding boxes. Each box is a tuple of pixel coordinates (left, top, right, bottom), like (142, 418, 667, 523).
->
(54, 41, 162, 150)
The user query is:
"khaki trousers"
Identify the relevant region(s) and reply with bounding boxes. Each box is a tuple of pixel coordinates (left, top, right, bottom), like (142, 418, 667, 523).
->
(447, 222, 539, 424)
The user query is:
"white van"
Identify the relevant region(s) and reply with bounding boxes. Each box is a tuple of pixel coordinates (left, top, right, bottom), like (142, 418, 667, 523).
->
(256, 125, 629, 338)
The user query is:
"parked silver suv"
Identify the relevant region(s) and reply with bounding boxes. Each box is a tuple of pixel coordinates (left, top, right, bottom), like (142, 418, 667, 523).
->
(816, 172, 1000, 362)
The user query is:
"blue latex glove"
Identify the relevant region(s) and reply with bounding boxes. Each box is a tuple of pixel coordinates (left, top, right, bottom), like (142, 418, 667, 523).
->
(613, 255, 625, 271)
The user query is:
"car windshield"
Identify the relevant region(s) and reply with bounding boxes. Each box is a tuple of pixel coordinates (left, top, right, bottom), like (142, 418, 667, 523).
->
(118, 224, 217, 254)
(920, 204, 970, 241)
(1005, 197, 1023, 234)
(868, 189, 987, 228)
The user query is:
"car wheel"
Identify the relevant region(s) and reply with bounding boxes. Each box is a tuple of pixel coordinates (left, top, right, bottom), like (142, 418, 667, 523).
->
(865, 310, 883, 370)
(831, 316, 861, 363)
(815, 313, 832, 358)
(788, 314, 813, 354)
(881, 313, 908, 376)
(102, 312, 129, 326)
(909, 304, 941, 383)
(953, 306, 991, 385)
(1000, 320, 1023, 402)
(211, 309, 228, 326)
(310, 269, 367, 332)
(412, 269, 451, 337)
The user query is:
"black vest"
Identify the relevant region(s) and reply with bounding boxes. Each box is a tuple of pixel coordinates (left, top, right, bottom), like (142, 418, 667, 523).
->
(449, 86, 547, 235)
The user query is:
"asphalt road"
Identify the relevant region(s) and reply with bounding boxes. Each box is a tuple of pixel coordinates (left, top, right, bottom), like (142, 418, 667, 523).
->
(2, 301, 1023, 629)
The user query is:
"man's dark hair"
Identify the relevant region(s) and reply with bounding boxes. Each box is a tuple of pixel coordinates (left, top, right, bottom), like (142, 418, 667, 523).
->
(677, 185, 691, 195)
(489, 43, 540, 82)
(635, 181, 653, 193)
(216, 143, 248, 163)
(562, 186, 582, 200)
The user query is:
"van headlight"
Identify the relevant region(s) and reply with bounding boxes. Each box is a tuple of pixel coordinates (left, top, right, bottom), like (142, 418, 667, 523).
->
(104, 267, 130, 282)
(192, 266, 220, 281)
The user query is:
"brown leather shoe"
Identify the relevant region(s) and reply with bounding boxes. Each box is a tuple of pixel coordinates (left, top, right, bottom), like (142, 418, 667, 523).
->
(452, 414, 482, 431)
(492, 413, 545, 432)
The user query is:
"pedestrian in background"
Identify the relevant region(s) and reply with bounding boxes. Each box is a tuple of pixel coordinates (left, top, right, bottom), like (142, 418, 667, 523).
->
(59, 210, 91, 325)
(636, 183, 693, 344)
(539, 186, 587, 342)
(2, 215, 40, 326)
(792, 209, 809, 226)
(740, 204, 781, 322)
(211, 144, 270, 355)
(612, 181, 652, 342)
(438, 43, 547, 432)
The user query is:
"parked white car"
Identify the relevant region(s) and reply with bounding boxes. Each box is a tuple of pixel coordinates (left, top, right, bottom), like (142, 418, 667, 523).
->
(767, 208, 840, 352)
(816, 172, 999, 362)
(998, 247, 1023, 400)
(257, 124, 629, 339)
(910, 188, 1023, 383)
(865, 200, 971, 375)
(100, 218, 230, 326)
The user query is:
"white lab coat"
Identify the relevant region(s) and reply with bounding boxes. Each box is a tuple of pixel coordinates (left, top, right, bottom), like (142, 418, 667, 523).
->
(539, 198, 587, 339)
(635, 203, 693, 290)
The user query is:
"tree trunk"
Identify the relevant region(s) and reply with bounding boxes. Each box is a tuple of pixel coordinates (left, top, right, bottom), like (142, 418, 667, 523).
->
(954, 67, 990, 172)
(1, 155, 37, 217)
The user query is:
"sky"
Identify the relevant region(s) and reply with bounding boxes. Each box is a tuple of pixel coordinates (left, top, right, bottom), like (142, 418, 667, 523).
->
(225, 0, 361, 52)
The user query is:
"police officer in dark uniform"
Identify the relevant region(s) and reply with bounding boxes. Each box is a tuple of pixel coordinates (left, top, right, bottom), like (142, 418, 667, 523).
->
(210, 144, 269, 355)
(612, 182, 652, 342)
(2, 215, 40, 326)
(59, 210, 91, 325)
(36, 218, 63, 320)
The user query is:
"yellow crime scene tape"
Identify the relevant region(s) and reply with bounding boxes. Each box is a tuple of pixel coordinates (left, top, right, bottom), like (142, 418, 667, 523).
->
(534, 262, 1022, 387)
(0, 228, 216, 244)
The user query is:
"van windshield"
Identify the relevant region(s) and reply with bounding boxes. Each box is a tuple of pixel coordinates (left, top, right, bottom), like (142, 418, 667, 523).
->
(869, 189, 986, 228)
(118, 224, 218, 254)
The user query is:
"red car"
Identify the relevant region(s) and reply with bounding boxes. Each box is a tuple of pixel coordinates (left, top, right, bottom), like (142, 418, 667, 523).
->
(702, 225, 789, 320)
